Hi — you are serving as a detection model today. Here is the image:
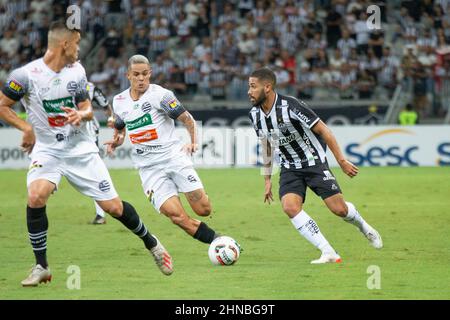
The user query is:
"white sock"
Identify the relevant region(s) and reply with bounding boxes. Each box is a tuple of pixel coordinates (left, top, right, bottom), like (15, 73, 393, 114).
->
(94, 202, 105, 218)
(343, 202, 369, 234)
(290, 210, 336, 254)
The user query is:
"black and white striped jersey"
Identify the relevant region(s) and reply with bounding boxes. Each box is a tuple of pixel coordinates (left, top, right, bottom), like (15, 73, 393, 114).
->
(249, 93, 327, 169)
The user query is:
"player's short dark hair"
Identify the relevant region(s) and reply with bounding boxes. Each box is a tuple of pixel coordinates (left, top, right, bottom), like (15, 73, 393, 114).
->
(48, 20, 81, 46)
(250, 67, 277, 88)
(49, 20, 80, 34)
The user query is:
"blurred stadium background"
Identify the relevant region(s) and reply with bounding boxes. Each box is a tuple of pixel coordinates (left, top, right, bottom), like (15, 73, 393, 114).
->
(0, 0, 450, 300)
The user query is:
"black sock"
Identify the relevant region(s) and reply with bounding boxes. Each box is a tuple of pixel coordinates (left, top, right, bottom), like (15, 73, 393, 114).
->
(27, 206, 48, 268)
(114, 201, 157, 250)
(193, 222, 217, 244)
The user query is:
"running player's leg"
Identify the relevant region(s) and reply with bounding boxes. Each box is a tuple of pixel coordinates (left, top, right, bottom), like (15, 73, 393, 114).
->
(281, 193, 340, 263)
(159, 195, 217, 244)
(26, 180, 55, 270)
(323, 194, 383, 249)
(65, 154, 173, 275)
(171, 163, 219, 241)
(308, 164, 382, 249)
(142, 163, 218, 244)
(22, 153, 62, 286)
(280, 167, 340, 264)
(169, 161, 211, 217)
(185, 188, 211, 217)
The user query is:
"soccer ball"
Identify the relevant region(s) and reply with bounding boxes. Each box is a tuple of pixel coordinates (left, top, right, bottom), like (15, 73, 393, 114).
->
(208, 236, 241, 266)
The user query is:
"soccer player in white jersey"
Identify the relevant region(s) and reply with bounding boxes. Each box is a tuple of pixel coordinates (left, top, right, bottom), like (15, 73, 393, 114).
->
(0, 22, 173, 286)
(248, 67, 382, 264)
(105, 55, 237, 251)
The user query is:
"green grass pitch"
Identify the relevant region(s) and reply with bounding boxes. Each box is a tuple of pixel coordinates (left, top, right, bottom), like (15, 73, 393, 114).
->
(0, 167, 449, 299)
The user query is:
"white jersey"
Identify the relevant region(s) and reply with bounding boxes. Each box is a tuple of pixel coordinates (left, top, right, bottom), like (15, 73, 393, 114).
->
(2, 58, 97, 157)
(113, 84, 186, 167)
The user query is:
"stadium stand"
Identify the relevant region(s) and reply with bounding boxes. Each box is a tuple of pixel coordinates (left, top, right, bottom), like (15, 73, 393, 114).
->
(1, 0, 450, 125)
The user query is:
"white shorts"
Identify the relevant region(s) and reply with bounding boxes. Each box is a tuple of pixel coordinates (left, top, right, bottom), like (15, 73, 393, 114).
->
(27, 151, 118, 201)
(139, 155, 204, 212)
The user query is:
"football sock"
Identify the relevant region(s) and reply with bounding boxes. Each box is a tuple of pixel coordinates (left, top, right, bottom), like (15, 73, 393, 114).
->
(114, 201, 157, 250)
(94, 201, 106, 218)
(343, 202, 370, 234)
(290, 210, 335, 254)
(27, 206, 48, 268)
(193, 222, 217, 244)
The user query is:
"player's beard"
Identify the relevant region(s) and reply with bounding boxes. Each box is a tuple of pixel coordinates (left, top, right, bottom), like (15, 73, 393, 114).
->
(65, 51, 78, 64)
(251, 90, 266, 107)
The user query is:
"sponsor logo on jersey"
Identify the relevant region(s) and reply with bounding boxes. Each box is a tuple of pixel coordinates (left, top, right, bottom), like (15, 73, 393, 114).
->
(8, 80, 22, 93)
(66, 81, 78, 95)
(116, 95, 126, 100)
(52, 79, 61, 86)
(125, 113, 153, 131)
(296, 111, 311, 124)
(48, 115, 67, 127)
(42, 97, 75, 113)
(129, 129, 158, 144)
(99, 180, 111, 192)
(279, 132, 300, 146)
(135, 145, 162, 154)
(39, 87, 50, 95)
(30, 67, 42, 74)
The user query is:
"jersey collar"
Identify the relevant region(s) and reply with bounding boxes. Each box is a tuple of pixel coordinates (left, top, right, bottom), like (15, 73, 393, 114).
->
(261, 92, 278, 117)
(128, 84, 152, 102)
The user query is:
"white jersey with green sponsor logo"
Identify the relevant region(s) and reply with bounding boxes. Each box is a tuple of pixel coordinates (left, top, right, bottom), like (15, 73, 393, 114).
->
(3, 58, 97, 157)
(113, 84, 186, 167)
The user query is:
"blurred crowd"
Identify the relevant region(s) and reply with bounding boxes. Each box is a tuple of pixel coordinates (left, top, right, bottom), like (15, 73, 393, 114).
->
(1, 0, 450, 117)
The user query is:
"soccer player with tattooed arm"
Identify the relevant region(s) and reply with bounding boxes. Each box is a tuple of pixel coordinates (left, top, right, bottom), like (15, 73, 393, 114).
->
(0, 22, 173, 287)
(105, 55, 240, 256)
(248, 67, 382, 264)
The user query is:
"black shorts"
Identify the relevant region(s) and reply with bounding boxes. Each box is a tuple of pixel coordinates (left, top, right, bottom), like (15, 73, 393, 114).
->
(279, 162, 342, 202)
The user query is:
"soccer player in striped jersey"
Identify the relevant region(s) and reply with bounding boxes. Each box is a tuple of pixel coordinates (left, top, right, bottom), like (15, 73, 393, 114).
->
(0, 22, 173, 286)
(248, 67, 382, 264)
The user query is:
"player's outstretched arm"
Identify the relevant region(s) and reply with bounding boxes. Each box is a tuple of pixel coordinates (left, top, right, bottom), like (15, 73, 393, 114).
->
(177, 111, 198, 155)
(312, 120, 359, 178)
(0, 91, 35, 153)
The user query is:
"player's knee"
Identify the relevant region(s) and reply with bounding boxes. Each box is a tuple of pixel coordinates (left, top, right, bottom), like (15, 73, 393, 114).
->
(103, 201, 123, 217)
(195, 202, 211, 217)
(331, 205, 347, 217)
(28, 191, 47, 208)
(282, 203, 301, 217)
